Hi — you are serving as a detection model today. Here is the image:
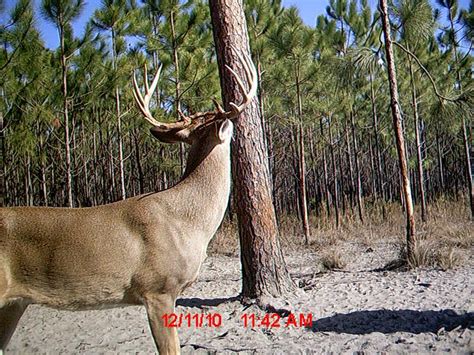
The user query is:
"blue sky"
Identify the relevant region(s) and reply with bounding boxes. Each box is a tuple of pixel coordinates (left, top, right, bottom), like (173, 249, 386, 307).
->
(1, 0, 471, 49)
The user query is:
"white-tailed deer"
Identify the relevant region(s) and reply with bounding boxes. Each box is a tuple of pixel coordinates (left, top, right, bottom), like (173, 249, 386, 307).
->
(0, 50, 257, 354)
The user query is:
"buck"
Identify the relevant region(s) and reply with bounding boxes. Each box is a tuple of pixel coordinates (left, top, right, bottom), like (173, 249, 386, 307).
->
(0, 50, 257, 354)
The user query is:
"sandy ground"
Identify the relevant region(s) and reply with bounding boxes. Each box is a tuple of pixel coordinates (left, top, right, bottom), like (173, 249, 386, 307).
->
(6, 240, 474, 354)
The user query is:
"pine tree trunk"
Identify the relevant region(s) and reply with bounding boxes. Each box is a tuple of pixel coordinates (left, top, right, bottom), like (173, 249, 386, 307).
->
(108, 131, 116, 201)
(25, 155, 33, 206)
(72, 115, 79, 205)
(133, 126, 145, 194)
(436, 129, 444, 193)
(370, 71, 384, 201)
(369, 136, 376, 196)
(350, 110, 364, 222)
(320, 118, 331, 217)
(111, 29, 126, 200)
(150, 24, 168, 191)
(59, 21, 73, 208)
(289, 125, 300, 217)
(170, 11, 186, 176)
(115, 87, 126, 200)
(297, 122, 310, 242)
(380, 0, 416, 260)
(39, 132, 48, 206)
(345, 120, 355, 209)
(328, 116, 340, 228)
(409, 57, 427, 222)
(338, 140, 346, 216)
(461, 118, 473, 219)
(308, 126, 320, 217)
(209, 0, 296, 301)
(295, 70, 310, 244)
(92, 129, 98, 206)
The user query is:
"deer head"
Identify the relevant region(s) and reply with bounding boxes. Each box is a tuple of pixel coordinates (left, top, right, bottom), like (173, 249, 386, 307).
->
(132, 49, 257, 147)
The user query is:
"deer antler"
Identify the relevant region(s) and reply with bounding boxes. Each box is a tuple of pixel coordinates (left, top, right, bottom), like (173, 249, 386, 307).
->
(223, 47, 258, 119)
(132, 65, 191, 131)
(132, 64, 162, 126)
(132, 47, 257, 132)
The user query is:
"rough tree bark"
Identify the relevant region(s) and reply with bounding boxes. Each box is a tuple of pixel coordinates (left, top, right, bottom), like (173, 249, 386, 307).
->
(380, 0, 416, 260)
(209, 0, 296, 301)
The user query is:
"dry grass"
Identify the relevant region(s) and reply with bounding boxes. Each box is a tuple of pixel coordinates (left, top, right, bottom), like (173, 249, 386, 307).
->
(436, 247, 463, 270)
(320, 248, 347, 270)
(422, 199, 473, 250)
(208, 219, 239, 256)
(208, 198, 473, 270)
(395, 241, 464, 270)
(398, 198, 473, 270)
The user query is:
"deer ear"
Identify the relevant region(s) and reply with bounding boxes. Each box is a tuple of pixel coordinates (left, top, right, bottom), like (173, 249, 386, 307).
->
(218, 120, 233, 142)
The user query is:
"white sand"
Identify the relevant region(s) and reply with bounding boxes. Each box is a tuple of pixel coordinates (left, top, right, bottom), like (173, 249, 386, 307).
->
(6, 241, 473, 354)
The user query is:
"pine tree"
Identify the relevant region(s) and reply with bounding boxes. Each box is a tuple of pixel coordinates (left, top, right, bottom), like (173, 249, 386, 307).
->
(41, 0, 85, 207)
(380, 0, 417, 263)
(209, 0, 296, 302)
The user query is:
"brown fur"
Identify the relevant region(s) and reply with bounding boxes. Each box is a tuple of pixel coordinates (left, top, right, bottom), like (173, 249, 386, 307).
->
(0, 120, 234, 354)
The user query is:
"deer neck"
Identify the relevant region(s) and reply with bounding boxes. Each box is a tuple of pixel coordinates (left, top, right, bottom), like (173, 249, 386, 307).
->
(164, 139, 231, 238)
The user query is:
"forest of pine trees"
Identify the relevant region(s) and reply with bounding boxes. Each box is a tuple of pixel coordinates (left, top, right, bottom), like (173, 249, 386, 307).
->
(1, 0, 473, 230)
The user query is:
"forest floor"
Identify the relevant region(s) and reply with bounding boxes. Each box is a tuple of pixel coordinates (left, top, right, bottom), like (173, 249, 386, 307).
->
(6, 201, 474, 354)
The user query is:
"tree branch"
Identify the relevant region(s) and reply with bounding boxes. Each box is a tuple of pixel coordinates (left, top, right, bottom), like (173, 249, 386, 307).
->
(393, 41, 457, 103)
(0, 17, 33, 72)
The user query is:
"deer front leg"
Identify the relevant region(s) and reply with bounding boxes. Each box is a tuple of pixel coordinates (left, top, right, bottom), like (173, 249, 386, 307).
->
(143, 293, 180, 355)
(0, 301, 27, 353)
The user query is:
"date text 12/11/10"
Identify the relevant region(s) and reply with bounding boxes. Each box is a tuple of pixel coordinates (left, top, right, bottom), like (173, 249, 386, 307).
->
(162, 313, 222, 328)
(241, 313, 313, 328)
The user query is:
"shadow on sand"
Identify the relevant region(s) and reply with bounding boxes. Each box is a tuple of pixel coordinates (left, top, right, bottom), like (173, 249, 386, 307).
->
(177, 296, 239, 308)
(309, 309, 473, 334)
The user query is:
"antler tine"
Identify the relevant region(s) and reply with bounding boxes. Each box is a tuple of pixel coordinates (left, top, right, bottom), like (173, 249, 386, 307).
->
(220, 46, 258, 118)
(144, 64, 149, 93)
(237, 49, 255, 87)
(148, 64, 161, 101)
(224, 47, 258, 119)
(132, 64, 163, 127)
